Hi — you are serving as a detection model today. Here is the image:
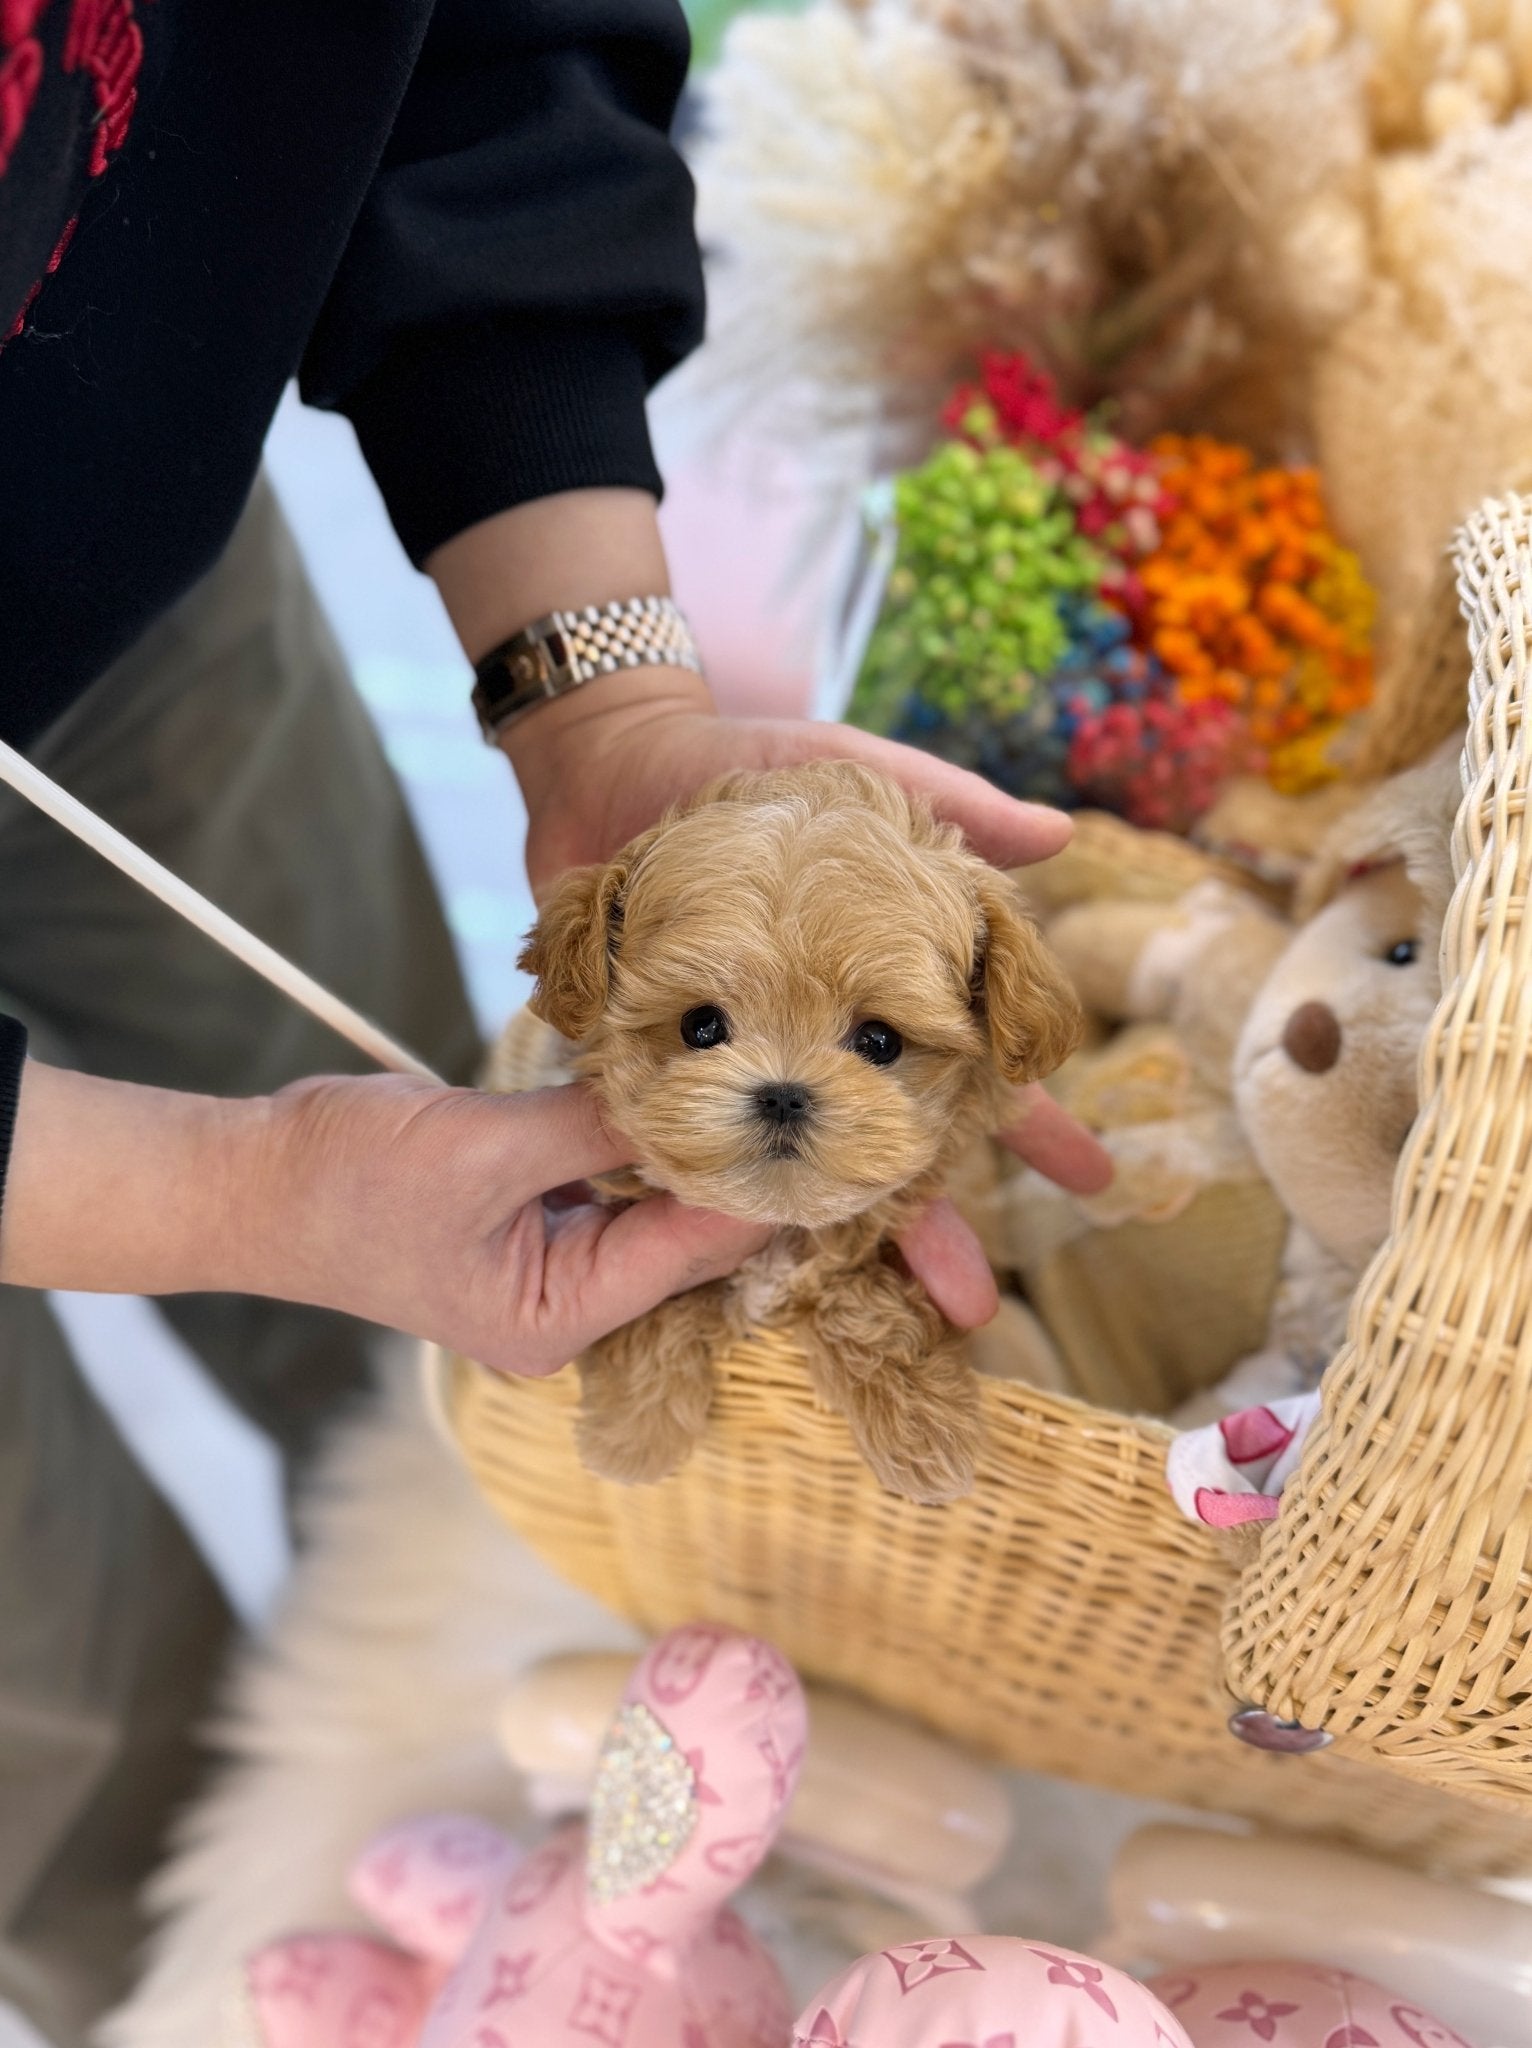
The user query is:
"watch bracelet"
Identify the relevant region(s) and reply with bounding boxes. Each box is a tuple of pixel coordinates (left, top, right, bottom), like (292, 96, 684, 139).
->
(472, 596, 702, 740)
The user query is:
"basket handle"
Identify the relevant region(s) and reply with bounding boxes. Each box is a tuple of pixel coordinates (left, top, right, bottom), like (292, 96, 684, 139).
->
(1221, 495, 1532, 1779)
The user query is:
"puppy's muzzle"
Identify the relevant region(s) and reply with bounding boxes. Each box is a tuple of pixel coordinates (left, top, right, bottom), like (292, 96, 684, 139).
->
(753, 1081, 814, 1152)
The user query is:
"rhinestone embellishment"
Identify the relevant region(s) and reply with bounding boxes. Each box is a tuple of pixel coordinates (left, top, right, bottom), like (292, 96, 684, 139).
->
(585, 1703, 698, 1903)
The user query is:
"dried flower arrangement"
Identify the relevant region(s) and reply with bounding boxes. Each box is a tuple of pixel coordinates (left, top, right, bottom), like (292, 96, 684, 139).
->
(847, 356, 1375, 832)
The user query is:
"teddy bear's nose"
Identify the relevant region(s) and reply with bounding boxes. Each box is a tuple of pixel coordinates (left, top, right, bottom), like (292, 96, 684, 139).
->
(1281, 1000, 1342, 1074)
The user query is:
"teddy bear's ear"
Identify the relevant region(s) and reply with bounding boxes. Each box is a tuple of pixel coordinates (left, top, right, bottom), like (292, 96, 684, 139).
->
(972, 871, 1084, 1086)
(517, 857, 630, 1041)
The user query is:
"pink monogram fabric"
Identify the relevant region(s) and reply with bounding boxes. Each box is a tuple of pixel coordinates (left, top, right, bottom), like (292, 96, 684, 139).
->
(240, 1626, 805, 2048)
(350, 1815, 516, 1965)
(1148, 1960, 1480, 2048)
(241, 1933, 440, 2048)
(793, 1936, 1194, 2046)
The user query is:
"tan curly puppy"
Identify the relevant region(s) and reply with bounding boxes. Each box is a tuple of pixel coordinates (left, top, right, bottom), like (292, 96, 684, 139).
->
(519, 761, 1082, 1505)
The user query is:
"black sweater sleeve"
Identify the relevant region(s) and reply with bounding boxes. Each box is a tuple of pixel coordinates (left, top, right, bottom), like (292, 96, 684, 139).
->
(0, 1016, 28, 1231)
(0, 1, 705, 749)
(301, 0, 706, 567)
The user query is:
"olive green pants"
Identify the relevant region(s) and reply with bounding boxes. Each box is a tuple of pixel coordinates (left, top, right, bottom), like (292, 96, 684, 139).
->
(0, 477, 480, 2046)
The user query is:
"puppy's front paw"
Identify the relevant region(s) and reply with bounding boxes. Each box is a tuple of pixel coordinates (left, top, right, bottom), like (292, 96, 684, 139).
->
(865, 1429, 980, 1507)
(851, 1357, 983, 1507)
(574, 1306, 721, 1488)
(575, 1400, 702, 1487)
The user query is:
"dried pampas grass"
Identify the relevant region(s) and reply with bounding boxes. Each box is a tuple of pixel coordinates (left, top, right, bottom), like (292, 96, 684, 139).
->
(1312, 114, 1532, 701)
(693, 0, 1370, 478)
(689, 0, 1532, 751)
(1334, 0, 1532, 146)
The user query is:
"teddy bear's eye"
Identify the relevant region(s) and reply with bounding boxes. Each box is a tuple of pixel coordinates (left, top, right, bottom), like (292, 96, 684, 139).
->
(680, 1004, 730, 1049)
(850, 1020, 903, 1066)
(1384, 939, 1419, 967)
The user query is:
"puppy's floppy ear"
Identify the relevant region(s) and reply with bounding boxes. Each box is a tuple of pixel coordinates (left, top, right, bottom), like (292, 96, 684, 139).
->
(518, 859, 629, 1041)
(972, 870, 1084, 1085)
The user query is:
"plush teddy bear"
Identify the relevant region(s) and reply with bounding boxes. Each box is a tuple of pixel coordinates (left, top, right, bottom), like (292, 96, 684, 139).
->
(228, 1624, 806, 2048)
(977, 743, 1460, 1427)
(970, 868, 1294, 1413)
(495, 1647, 1015, 1943)
(1165, 740, 1461, 1523)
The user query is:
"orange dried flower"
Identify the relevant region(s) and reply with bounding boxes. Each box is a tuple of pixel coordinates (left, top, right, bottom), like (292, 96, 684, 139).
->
(1130, 435, 1375, 792)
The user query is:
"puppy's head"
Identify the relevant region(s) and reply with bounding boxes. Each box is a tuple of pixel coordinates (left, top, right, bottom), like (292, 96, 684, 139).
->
(520, 762, 1081, 1226)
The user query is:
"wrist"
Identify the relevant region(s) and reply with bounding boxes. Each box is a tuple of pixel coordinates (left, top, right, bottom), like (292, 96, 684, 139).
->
(220, 1076, 372, 1311)
(228, 1072, 468, 1324)
(498, 661, 716, 792)
(428, 488, 673, 667)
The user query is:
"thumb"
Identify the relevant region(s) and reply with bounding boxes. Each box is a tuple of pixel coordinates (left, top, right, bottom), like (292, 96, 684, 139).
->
(511, 1080, 637, 1190)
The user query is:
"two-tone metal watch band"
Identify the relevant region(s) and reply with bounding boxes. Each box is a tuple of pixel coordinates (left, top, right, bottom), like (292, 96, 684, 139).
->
(471, 596, 702, 741)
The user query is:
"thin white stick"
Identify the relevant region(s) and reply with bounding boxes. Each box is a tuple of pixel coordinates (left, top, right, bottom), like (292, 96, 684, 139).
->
(0, 737, 444, 1084)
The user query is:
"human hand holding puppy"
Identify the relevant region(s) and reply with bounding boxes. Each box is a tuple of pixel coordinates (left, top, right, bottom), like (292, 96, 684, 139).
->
(0, 496, 1102, 1395)
(0, 1061, 770, 1376)
(0, 657, 1099, 1381)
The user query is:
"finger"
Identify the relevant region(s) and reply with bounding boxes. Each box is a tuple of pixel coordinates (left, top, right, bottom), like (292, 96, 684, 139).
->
(998, 1086, 1115, 1194)
(894, 1196, 1001, 1330)
(507, 1082, 638, 1190)
(538, 1195, 771, 1364)
(782, 722, 1072, 868)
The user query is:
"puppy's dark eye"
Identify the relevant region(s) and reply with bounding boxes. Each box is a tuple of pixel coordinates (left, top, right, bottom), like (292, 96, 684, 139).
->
(850, 1020, 902, 1066)
(680, 1005, 730, 1049)
(1384, 939, 1419, 967)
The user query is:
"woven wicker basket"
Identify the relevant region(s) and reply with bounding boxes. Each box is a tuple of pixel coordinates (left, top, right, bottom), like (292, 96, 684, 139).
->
(443, 496, 1532, 1881)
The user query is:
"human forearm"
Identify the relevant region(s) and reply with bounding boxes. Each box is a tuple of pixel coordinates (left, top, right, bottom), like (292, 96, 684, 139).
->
(310, 0, 701, 574)
(0, 1061, 770, 1369)
(426, 486, 680, 663)
(0, 1060, 263, 1295)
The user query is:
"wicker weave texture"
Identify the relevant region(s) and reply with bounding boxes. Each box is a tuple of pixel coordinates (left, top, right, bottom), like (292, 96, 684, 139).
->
(1225, 498, 1532, 1790)
(450, 1343, 1531, 1877)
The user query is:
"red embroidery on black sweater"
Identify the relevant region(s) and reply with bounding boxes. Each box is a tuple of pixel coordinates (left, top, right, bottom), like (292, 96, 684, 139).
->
(5, 210, 76, 338)
(2, 0, 143, 344)
(63, 0, 142, 176)
(1, 1, 50, 46)
(0, 31, 43, 174)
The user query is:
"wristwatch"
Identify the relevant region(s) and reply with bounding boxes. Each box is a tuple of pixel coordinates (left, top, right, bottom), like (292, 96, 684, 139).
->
(471, 596, 703, 742)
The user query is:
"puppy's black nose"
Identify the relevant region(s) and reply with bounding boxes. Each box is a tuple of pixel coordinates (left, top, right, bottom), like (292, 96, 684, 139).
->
(754, 1081, 813, 1127)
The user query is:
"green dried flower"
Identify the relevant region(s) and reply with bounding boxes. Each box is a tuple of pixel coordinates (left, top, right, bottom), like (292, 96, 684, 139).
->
(849, 442, 1103, 734)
